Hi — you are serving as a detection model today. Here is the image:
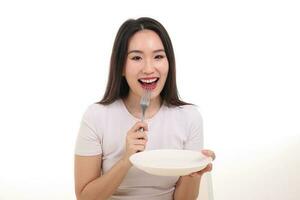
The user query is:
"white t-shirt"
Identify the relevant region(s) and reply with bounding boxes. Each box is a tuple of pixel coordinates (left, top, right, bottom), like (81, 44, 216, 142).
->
(75, 99, 203, 200)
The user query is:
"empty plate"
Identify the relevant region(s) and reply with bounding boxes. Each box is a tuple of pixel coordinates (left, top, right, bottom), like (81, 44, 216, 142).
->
(129, 149, 212, 176)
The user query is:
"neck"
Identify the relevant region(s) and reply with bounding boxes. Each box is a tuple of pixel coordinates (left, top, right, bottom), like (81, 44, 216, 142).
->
(123, 92, 162, 120)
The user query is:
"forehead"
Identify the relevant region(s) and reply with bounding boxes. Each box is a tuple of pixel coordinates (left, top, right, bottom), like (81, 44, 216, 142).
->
(127, 29, 164, 51)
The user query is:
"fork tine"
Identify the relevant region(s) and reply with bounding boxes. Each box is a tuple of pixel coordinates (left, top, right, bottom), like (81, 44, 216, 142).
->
(140, 89, 151, 106)
(140, 89, 151, 123)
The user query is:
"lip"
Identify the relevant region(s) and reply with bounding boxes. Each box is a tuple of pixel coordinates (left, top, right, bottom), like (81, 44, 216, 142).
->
(138, 78, 159, 90)
(138, 77, 159, 80)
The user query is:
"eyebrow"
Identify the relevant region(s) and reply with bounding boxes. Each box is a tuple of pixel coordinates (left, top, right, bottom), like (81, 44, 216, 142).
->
(127, 49, 165, 55)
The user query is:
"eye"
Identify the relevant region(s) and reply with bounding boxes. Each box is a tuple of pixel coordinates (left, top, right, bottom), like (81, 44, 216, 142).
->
(154, 55, 165, 59)
(131, 56, 142, 61)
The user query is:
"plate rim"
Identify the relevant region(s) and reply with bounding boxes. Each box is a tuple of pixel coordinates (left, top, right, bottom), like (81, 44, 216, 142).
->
(129, 149, 212, 170)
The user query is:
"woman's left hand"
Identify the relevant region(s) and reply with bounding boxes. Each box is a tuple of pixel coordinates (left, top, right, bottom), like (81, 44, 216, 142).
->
(188, 149, 216, 177)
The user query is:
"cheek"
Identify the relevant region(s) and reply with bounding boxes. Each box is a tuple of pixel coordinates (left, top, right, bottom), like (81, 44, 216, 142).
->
(124, 63, 140, 78)
(160, 62, 169, 77)
(126, 59, 144, 70)
(124, 73, 140, 90)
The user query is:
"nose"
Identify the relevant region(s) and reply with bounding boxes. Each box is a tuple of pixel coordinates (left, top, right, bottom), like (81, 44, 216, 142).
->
(142, 59, 155, 74)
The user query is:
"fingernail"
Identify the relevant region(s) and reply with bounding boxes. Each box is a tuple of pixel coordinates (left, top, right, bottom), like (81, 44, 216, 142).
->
(202, 150, 208, 153)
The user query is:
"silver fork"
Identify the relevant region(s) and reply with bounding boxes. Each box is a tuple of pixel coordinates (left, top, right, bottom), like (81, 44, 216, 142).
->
(139, 89, 151, 131)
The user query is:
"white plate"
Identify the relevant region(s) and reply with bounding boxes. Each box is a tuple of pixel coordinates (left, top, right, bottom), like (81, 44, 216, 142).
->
(129, 149, 212, 176)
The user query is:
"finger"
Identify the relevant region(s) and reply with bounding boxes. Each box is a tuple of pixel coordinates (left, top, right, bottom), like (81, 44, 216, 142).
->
(202, 149, 214, 158)
(133, 139, 147, 145)
(199, 163, 213, 174)
(202, 149, 216, 160)
(131, 122, 148, 132)
(132, 131, 148, 140)
(133, 145, 145, 151)
(127, 130, 147, 137)
(129, 142, 145, 149)
(189, 172, 200, 177)
(189, 165, 212, 177)
(206, 163, 213, 171)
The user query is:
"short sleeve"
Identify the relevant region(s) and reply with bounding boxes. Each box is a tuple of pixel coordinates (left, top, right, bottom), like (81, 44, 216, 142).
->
(184, 106, 204, 151)
(74, 105, 102, 156)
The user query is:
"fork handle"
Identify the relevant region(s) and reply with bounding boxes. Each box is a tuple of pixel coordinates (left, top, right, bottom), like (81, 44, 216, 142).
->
(140, 108, 146, 132)
(137, 125, 144, 152)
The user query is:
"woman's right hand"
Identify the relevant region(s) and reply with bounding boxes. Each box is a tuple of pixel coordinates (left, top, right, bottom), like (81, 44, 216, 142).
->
(122, 121, 148, 164)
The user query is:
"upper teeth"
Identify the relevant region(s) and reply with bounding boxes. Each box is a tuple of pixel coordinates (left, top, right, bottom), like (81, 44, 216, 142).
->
(140, 78, 158, 83)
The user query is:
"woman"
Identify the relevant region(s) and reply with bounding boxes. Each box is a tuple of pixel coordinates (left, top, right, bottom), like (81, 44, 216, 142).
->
(74, 17, 215, 200)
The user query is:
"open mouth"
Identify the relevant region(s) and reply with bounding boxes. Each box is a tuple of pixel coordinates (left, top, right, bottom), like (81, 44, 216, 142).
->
(138, 78, 159, 90)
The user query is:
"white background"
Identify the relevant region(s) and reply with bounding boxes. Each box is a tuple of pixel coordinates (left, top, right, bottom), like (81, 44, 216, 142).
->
(0, 0, 299, 199)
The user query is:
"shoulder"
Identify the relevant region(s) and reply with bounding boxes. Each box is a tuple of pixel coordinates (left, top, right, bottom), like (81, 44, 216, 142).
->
(82, 100, 121, 123)
(166, 104, 202, 121)
(79, 100, 122, 134)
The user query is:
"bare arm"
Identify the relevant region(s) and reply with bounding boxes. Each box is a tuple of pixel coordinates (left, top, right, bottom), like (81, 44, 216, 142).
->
(74, 155, 132, 200)
(173, 175, 201, 200)
(74, 121, 148, 200)
(174, 150, 215, 200)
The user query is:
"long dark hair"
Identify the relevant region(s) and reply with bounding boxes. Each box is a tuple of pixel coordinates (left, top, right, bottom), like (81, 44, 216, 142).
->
(98, 17, 191, 107)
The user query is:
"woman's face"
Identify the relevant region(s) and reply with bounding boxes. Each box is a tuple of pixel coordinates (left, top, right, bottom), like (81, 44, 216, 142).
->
(123, 29, 169, 100)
